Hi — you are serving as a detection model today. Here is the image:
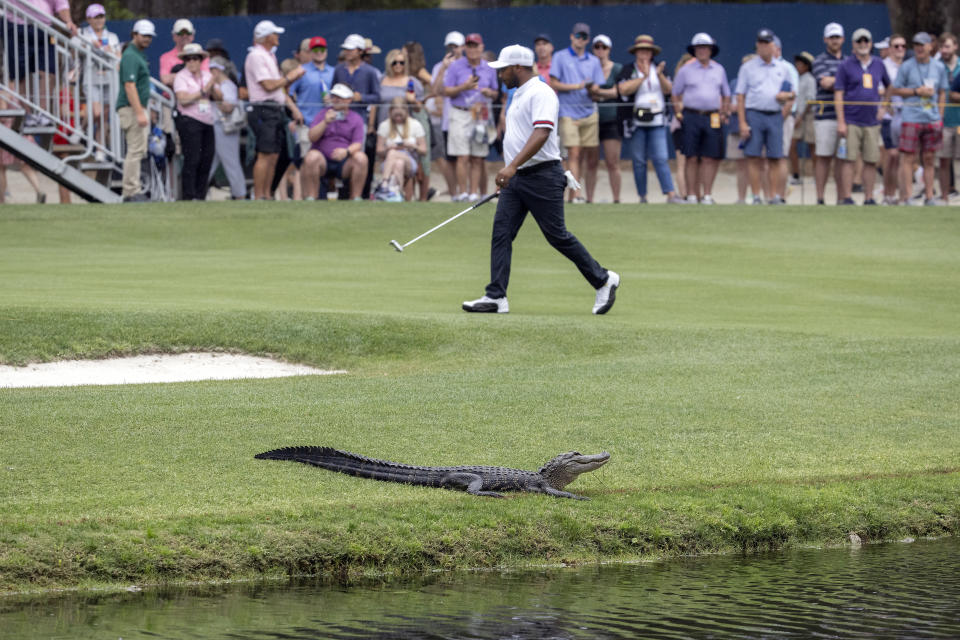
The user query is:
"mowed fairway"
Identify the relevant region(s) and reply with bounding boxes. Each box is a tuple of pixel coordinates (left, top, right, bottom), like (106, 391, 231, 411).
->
(1, 200, 958, 592)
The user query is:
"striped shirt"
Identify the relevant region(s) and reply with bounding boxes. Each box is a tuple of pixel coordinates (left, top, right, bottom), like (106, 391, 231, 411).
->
(812, 50, 843, 120)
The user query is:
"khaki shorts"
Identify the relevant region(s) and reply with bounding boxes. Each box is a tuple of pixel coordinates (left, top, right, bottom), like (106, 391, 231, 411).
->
(844, 124, 881, 164)
(814, 119, 838, 157)
(781, 114, 795, 154)
(726, 133, 744, 159)
(558, 111, 599, 148)
(793, 112, 815, 143)
(447, 106, 490, 158)
(938, 125, 960, 159)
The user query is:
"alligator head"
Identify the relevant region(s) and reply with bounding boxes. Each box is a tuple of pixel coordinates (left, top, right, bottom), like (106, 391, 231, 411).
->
(539, 451, 610, 490)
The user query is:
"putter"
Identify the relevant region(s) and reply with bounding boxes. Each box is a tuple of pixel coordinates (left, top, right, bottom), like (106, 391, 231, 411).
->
(389, 192, 499, 253)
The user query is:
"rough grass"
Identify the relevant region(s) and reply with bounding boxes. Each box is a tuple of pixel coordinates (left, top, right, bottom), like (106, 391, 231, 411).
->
(0, 200, 958, 593)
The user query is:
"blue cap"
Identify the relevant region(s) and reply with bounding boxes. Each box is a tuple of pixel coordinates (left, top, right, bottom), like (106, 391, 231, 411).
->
(913, 32, 932, 45)
(757, 28, 775, 43)
(534, 33, 551, 43)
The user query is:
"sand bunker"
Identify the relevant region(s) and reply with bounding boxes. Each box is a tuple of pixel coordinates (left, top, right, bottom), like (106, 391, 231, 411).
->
(0, 353, 345, 389)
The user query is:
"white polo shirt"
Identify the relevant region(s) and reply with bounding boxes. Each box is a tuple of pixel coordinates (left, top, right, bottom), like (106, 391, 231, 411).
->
(503, 76, 561, 169)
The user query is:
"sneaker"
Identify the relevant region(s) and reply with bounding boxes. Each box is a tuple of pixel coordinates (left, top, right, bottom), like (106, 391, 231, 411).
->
(667, 195, 686, 204)
(863, 198, 878, 205)
(452, 193, 468, 202)
(817, 199, 825, 205)
(122, 193, 149, 203)
(768, 196, 786, 205)
(462, 295, 509, 313)
(838, 197, 855, 205)
(467, 193, 480, 202)
(639, 196, 648, 204)
(572, 196, 586, 204)
(685, 195, 698, 204)
(701, 194, 715, 205)
(751, 196, 764, 205)
(789, 175, 803, 185)
(592, 270, 620, 315)
(924, 198, 940, 206)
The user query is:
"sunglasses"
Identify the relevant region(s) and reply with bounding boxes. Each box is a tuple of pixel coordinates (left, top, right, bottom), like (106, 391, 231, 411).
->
(89, 14, 105, 19)
(593, 43, 609, 49)
(574, 32, 589, 40)
(891, 43, 906, 48)
(311, 46, 326, 52)
(391, 59, 405, 65)
(855, 37, 871, 44)
(183, 55, 203, 62)
(176, 30, 193, 36)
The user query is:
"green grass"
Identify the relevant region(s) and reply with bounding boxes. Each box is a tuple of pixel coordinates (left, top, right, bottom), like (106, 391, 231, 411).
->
(1, 200, 958, 593)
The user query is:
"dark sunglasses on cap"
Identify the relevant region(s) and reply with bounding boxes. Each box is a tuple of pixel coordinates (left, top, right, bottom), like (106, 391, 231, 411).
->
(574, 32, 589, 40)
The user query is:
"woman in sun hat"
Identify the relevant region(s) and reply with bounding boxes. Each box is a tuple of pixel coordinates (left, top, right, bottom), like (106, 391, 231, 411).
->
(174, 43, 222, 200)
(613, 34, 683, 203)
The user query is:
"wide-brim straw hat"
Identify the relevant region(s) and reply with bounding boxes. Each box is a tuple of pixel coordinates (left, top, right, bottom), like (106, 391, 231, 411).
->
(177, 43, 208, 60)
(629, 34, 661, 55)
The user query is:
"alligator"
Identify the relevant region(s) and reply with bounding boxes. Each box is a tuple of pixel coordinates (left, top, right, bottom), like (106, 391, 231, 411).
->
(254, 446, 610, 500)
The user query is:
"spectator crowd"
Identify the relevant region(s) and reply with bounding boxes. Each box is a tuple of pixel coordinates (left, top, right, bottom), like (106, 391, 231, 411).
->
(4, 2, 960, 207)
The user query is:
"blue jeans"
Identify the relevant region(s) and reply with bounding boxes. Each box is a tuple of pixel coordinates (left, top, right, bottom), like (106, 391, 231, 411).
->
(630, 125, 675, 197)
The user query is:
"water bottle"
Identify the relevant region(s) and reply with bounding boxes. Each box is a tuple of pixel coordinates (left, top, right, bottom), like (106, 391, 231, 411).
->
(407, 79, 414, 92)
(837, 137, 847, 160)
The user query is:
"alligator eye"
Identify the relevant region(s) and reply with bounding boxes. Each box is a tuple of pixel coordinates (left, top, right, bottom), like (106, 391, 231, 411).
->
(572, 451, 581, 456)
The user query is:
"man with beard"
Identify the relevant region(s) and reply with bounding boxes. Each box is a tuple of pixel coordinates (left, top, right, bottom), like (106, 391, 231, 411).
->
(813, 22, 846, 204)
(461, 45, 619, 315)
(937, 33, 959, 201)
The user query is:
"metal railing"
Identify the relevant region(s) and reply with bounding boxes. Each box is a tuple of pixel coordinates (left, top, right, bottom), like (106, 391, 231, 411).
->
(1, 0, 173, 199)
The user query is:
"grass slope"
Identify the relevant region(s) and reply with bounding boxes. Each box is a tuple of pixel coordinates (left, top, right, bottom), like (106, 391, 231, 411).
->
(1, 201, 958, 593)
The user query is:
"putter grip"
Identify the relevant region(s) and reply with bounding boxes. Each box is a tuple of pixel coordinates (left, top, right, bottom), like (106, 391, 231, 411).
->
(474, 192, 499, 207)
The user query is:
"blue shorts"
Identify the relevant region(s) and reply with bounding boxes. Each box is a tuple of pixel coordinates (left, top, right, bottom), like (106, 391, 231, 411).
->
(744, 109, 784, 159)
(681, 110, 725, 159)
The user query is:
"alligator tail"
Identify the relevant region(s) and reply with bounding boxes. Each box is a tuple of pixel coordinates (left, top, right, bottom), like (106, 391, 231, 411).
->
(255, 446, 437, 486)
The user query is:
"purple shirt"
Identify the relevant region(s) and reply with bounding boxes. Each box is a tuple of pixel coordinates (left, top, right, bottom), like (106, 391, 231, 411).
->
(444, 57, 497, 109)
(311, 107, 365, 159)
(549, 46, 604, 119)
(834, 55, 890, 126)
(673, 59, 730, 112)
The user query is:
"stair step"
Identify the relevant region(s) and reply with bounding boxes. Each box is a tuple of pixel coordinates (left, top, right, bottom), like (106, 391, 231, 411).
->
(0, 109, 26, 117)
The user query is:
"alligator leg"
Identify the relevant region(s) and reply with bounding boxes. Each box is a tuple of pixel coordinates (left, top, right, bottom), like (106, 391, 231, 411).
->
(440, 472, 505, 498)
(541, 486, 590, 500)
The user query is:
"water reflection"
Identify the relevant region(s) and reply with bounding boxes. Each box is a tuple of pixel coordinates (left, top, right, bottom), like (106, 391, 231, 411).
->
(2, 538, 958, 639)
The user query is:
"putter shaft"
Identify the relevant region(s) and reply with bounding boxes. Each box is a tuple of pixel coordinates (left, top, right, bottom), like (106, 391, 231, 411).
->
(389, 192, 498, 253)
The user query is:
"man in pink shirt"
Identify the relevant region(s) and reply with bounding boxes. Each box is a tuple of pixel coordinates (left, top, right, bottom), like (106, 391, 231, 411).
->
(159, 19, 208, 87)
(244, 19, 305, 200)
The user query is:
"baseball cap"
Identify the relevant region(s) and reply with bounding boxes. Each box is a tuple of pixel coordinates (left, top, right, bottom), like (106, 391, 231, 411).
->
(488, 44, 535, 69)
(172, 18, 194, 35)
(204, 38, 226, 53)
(756, 28, 775, 43)
(913, 32, 933, 45)
(132, 19, 156, 37)
(329, 83, 355, 99)
(875, 37, 890, 49)
(444, 31, 465, 46)
(773, 36, 783, 50)
(341, 34, 365, 50)
(253, 20, 284, 40)
(572, 22, 590, 38)
(465, 33, 483, 45)
(534, 33, 551, 44)
(592, 34, 612, 49)
(824, 22, 844, 38)
(309, 36, 327, 49)
(852, 28, 872, 42)
(85, 3, 105, 18)
(209, 56, 227, 71)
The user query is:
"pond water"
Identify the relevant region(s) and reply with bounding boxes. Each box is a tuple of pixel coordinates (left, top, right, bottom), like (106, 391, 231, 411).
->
(2, 537, 958, 639)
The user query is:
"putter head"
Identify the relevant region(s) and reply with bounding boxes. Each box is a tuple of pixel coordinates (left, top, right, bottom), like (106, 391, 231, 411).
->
(389, 240, 403, 252)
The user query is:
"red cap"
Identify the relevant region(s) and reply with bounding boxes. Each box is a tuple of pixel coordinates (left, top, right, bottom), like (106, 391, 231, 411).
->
(465, 33, 483, 45)
(308, 36, 327, 49)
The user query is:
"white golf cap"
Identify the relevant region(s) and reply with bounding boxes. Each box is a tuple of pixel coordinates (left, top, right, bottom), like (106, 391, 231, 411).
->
(852, 28, 873, 42)
(172, 18, 194, 34)
(875, 37, 890, 49)
(444, 30, 465, 46)
(592, 34, 612, 49)
(488, 44, 535, 69)
(132, 19, 156, 37)
(341, 34, 366, 50)
(329, 83, 355, 99)
(824, 22, 844, 38)
(690, 32, 716, 47)
(254, 20, 285, 40)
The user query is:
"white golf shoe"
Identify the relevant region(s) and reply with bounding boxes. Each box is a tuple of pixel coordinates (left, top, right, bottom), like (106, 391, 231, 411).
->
(592, 270, 620, 315)
(462, 295, 509, 313)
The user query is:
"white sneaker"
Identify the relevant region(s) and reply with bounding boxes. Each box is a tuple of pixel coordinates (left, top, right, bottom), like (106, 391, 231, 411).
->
(592, 270, 620, 315)
(467, 193, 479, 202)
(462, 295, 509, 313)
(453, 193, 468, 202)
(685, 195, 698, 204)
(701, 194, 715, 205)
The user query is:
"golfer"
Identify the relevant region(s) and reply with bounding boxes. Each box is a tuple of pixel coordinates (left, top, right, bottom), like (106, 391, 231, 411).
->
(462, 45, 620, 315)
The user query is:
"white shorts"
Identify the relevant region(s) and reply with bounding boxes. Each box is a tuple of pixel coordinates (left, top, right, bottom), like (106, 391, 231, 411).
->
(814, 119, 839, 157)
(446, 106, 489, 158)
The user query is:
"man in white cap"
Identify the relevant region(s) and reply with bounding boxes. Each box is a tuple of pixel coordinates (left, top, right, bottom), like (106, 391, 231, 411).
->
(244, 19, 305, 200)
(160, 18, 207, 86)
(300, 83, 368, 201)
(462, 45, 619, 315)
(430, 31, 466, 198)
(116, 19, 156, 202)
(333, 34, 380, 197)
(812, 22, 845, 204)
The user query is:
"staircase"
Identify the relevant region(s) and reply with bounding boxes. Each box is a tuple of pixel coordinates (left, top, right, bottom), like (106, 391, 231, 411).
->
(1, 1, 172, 203)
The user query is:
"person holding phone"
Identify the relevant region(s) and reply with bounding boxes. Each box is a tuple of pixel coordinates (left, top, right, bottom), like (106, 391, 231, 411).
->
(300, 83, 368, 200)
(549, 22, 605, 203)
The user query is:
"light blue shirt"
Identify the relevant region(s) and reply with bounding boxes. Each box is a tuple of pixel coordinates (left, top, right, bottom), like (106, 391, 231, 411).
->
(289, 61, 333, 125)
(550, 46, 605, 119)
(778, 56, 800, 114)
(735, 55, 793, 112)
(893, 56, 949, 124)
